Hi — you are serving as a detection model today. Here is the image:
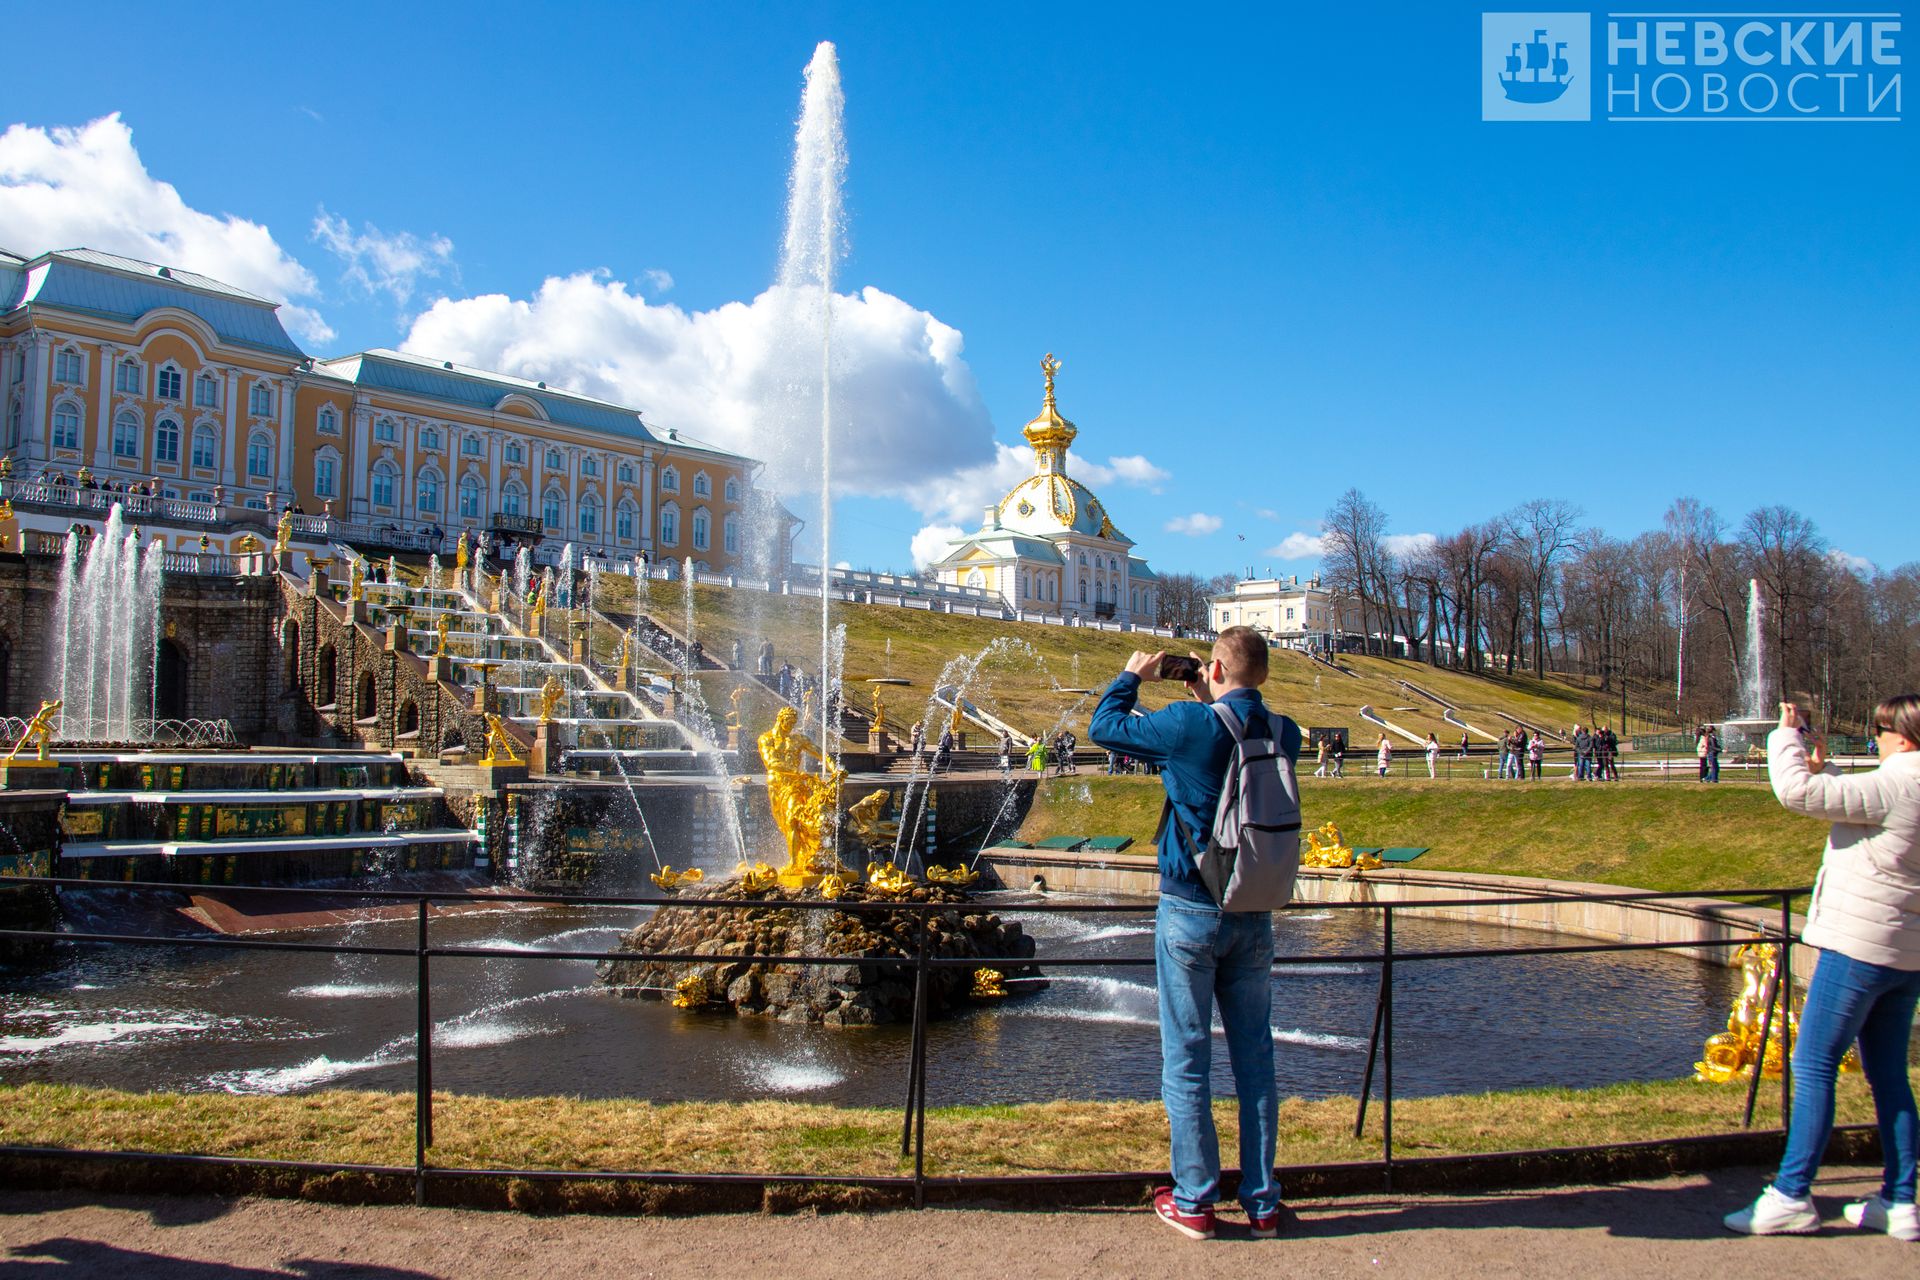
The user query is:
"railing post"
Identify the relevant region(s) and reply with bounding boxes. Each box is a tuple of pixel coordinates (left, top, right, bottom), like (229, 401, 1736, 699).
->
(1353, 951, 1389, 1138)
(1742, 939, 1785, 1131)
(1779, 892, 1794, 1129)
(415, 896, 433, 1205)
(1382, 903, 1394, 1191)
(899, 912, 927, 1158)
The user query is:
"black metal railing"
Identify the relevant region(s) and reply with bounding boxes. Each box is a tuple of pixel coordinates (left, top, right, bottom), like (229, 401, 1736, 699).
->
(0, 876, 1809, 1208)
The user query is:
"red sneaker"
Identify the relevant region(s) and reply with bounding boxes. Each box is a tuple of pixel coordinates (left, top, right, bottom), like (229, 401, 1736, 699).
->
(1152, 1187, 1216, 1240)
(1248, 1209, 1283, 1238)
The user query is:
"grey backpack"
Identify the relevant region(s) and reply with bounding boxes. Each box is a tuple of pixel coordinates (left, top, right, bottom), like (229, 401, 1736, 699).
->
(1162, 702, 1303, 911)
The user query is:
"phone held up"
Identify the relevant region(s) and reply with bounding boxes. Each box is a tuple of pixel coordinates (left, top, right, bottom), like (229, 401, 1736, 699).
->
(1159, 655, 1204, 683)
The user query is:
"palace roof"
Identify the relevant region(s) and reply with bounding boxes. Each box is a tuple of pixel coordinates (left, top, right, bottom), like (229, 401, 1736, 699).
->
(0, 247, 304, 356)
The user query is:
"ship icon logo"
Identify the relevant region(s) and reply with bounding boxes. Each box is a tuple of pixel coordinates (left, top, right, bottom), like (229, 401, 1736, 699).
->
(1499, 27, 1573, 103)
(1482, 13, 1591, 122)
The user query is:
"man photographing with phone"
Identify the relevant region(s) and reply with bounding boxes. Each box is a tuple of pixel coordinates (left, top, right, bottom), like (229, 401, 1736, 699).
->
(1088, 626, 1302, 1240)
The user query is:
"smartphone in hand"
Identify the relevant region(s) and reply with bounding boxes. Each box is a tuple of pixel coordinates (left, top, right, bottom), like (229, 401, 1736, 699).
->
(1160, 655, 1203, 683)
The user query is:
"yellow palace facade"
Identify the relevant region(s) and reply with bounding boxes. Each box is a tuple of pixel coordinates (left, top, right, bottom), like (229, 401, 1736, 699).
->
(0, 247, 769, 569)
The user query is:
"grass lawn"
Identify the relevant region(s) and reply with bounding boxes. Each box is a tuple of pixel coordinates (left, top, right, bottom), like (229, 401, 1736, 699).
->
(592, 576, 1687, 747)
(1019, 776, 1829, 897)
(0, 1075, 1892, 1181)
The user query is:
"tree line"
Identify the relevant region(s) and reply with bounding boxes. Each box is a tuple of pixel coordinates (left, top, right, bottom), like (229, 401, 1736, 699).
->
(1156, 489, 1920, 735)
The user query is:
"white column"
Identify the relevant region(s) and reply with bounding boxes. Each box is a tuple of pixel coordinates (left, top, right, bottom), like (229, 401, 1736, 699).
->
(350, 402, 372, 517)
(275, 372, 294, 493)
(486, 433, 502, 515)
(640, 454, 655, 550)
(402, 421, 417, 522)
(93, 344, 116, 472)
(21, 333, 50, 463)
(221, 369, 239, 488)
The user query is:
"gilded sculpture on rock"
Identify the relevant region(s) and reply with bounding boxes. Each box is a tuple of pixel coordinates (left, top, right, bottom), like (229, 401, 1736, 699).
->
(4, 700, 62, 764)
(479, 714, 524, 767)
(758, 705, 846, 887)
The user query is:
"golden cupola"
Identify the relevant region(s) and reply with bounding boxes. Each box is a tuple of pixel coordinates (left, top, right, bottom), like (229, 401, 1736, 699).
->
(1022, 353, 1078, 471)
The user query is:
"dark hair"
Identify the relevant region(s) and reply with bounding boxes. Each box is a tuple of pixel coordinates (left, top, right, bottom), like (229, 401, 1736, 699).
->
(1212, 626, 1269, 684)
(1872, 694, 1920, 746)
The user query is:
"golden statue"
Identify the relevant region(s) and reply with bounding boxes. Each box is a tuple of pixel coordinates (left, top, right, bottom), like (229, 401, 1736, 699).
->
(455, 530, 470, 573)
(274, 508, 294, 556)
(971, 968, 1008, 998)
(817, 872, 849, 900)
(1695, 942, 1858, 1083)
(0, 453, 12, 480)
(3, 699, 62, 765)
(845, 788, 898, 847)
(757, 705, 846, 887)
(733, 860, 780, 893)
(479, 714, 524, 766)
(870, 686, 887, 732)
(651, 865, 705, 892)
(948, 697, 964, 734)
(800, 684, 815, 727)
(613, 633, 630, 671)
(865, 861, 914, 896)
(433, 613, 452, 658)
(348, 557, 366, 602)
(536, 675, 566, 724)
(727, 684, 746, 730)
(928, 864, 982, 888)
(671, 972, 710, 1008)
(1300, 821, 1382, 871)
(0, 497, 17, 552)
(529, 585, 546, 629)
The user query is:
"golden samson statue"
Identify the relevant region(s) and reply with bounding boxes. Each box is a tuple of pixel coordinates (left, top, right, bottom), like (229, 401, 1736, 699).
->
(758, 705, 847, 888)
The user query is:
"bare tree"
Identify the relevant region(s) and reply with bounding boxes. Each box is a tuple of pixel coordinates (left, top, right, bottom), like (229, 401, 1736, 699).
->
(1502, 499, 1583, 676)
(1322, 489, 1390, 653)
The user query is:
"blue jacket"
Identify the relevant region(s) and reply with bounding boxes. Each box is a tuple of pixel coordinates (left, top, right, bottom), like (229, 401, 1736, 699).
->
(1087, 674, 1302, 904)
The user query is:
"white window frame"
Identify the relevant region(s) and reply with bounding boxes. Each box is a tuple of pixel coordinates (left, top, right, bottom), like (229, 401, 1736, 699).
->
(156, 363, 184, 402)
(375, 417, 398, 443)
(691, 506, 710, 552)
(692, 470, 711, 498)
(416, 468, 442, 513)
(112, 410, 142, 459)
(115, 357, 144, 396)
(191, 423, 218, 471)
(249, 382, 274, 417)
(51, 399, 83, 451)
(154, 417, 181, 465)
(54, 347, 85, 384)
(247, 430, 273, 478)
(458, 474, 482, 519)
(193, 371, 219, 409)
(659, 500, 680, 546)
(660, 466, 678, 493)
(315, 451, 338, 500)
(372, 462, 398, 509)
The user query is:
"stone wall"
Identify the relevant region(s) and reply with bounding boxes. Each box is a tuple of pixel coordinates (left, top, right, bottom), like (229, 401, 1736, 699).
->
(0, 550, 289, 736)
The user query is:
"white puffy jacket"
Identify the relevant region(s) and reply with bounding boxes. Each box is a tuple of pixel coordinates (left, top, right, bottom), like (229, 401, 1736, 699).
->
(1769, 727, 1920, 970)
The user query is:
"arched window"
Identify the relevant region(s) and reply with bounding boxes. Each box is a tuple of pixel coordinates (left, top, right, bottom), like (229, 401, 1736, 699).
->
(1079, 579, 1088, 605)
(249, 382, 273, 417)
(724, 477, 740, 502)
(723, 514, 739, 555)
(616, 499, 637, 541)
(191, 424, 217, 470)
(193, 372, 219, 408)
(579, 494, 601, 535)
(965, 568, 985, 590)
(545, 447, 562, 471)
(316, 405, 338, 435)
(372, 461, 397, 508)
(461, 434, 483, 456)
(504, 442, 523, 464)
(617, 461, 635, 484)
(542, 488, 564, 530)
(156, 363, 183, 401)
(52, 400, 82, 451)
(1019, 570, 1028, 600)
(54, 347, 84, 383)
(660, 466, 678, 493)
(247, 430, 273, 478)
(115, 358, 142, 395)
(416, 468, 441, 513)
(314, 451, 338, 499)
(375, 416, 397, 443)
(692, 471, 711, 498)
(582, 456, 599, 478)
(691, 507, 710, 551)
(420, 427, 440, 452)
(658, 501, 679, 546)
(501, 480, 525, 517)
(113, 410, 141, 459)
(458, 475, 482, 519)
(154, 417, 180, 465)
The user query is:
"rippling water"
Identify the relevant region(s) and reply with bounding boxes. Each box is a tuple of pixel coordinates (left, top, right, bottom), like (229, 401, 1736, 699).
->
(0, 892, 1740, 1105)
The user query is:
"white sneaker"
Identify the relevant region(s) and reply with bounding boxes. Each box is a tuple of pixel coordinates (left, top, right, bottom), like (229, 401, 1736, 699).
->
(1723, 1186, 1820, 1235)
(1843, 1194, 1920, 1242)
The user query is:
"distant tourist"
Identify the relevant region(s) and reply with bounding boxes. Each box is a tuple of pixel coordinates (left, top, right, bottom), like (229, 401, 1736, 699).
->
(1459, 731, 1470, 759)
(1331, 740, 1345, 778)
(1723, 696, 1920, 1240)
(1313, 737, 1330, 778)
(1026, 737, 1047, 774)
(1424, 732, 1438, 779)
(1376, 734, 1391, 778)
(1697, 726, 1721, 783)
(1600, 726, 1620, 781)
(758, 640, 775, 677)
(935, 727, 954, 770)
(731, 638, 744, 671)
(910, 721, 926, 761)
(1087, 629, 1298, 1240)
(1000, 730, 1014, 775)
(1573, 724, 1593, 781)
(1529, 732, 1544, 780)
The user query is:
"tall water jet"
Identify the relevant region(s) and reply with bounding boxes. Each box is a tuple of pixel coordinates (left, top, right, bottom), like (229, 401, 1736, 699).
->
(1740, 578, 1766, 719)
(54, 505, 164, 742)
(778, 41, 848, 759)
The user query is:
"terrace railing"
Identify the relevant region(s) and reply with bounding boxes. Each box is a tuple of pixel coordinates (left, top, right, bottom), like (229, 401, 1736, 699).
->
(0, 877, 1813, 1209)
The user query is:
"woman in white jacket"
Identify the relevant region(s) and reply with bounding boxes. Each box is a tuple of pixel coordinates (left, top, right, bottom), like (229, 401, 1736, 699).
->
(1726, 695, 1920, 1240)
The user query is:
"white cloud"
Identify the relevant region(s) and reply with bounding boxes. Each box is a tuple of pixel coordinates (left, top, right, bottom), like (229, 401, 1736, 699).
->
(642, 268, 674, 295)
(1256, 508, 1280, 521)
(1828, 548, 1874, 577)
(0, 114, 334, 344)
(1165, 512, 1223, 537)
(910, 524, 965, 569)
(1099, 455, 1170, 492)
(1384, 532, 1438, 558)
(1267, 532, 1327, 560)
(403, 275, 997, 501)
(312, 209, 454, 308)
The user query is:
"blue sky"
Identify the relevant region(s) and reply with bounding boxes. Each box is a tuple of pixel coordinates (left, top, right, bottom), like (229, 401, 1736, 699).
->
(4, 1, 1914, 574)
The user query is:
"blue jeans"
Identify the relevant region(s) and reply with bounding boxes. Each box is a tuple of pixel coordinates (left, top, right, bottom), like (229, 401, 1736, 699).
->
(1773, 948, 1920, 1203)
(1155, 896, 1280, 1216)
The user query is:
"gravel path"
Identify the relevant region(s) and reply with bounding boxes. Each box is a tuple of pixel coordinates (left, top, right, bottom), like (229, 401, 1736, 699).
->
(2, 1163, 1911, 1278)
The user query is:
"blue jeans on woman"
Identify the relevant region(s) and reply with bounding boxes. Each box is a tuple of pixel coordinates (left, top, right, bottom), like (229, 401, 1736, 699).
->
(1773, 948, 1920, 1203)
(1155, 895, 1280, 1217)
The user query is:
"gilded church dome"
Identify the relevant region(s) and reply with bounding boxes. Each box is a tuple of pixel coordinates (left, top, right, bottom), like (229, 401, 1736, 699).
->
(990, 354, 1128, 543)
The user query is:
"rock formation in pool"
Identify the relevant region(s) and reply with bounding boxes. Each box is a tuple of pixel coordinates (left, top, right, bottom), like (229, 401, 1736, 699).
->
(597, 873, 1044, 1025)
